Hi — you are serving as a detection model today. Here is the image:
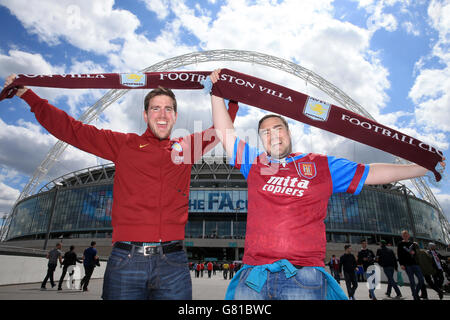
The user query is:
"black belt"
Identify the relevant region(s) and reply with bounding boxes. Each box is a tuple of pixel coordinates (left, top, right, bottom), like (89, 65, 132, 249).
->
(293, 265, 304, 270)
(114, 241, 183, 256)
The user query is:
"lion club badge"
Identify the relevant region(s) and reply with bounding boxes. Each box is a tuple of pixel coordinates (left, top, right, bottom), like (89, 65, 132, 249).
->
(297, 162, 317, 179)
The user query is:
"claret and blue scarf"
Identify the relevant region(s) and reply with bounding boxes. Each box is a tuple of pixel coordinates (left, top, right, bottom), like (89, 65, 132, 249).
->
(0, 68, 444, 182)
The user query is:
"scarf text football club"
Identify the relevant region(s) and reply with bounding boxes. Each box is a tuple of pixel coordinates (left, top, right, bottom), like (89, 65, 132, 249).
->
(0, 68, 443, 181)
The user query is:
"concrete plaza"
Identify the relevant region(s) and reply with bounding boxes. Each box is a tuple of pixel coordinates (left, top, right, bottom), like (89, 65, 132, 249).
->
(0, 270, 448, 301)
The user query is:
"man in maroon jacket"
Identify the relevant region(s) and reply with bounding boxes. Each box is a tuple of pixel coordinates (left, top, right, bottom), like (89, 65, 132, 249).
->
(4, 74, 238, 300)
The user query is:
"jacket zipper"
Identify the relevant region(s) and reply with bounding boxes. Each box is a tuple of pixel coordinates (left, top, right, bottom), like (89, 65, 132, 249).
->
(158, 142, 163, 243)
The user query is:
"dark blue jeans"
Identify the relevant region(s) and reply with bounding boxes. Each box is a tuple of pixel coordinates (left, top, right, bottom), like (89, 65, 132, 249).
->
(383, 266, 401, 296)
(405, 265, 424, 300)
(102, 246, 192, 300)
(41, 263, 57, 288)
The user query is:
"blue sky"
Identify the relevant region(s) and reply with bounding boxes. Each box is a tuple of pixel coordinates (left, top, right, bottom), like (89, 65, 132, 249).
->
(0, 0, 449, 223)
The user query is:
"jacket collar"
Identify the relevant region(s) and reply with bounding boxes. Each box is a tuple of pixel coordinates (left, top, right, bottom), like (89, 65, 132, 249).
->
(142, 127, 172, 147)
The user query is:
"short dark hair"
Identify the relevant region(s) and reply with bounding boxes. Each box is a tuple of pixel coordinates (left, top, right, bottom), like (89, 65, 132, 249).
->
(344, 244, 351, 250)
(90, 241, 96, 247)
(144, 87, 177, 113)
(257, 114, 289, 132)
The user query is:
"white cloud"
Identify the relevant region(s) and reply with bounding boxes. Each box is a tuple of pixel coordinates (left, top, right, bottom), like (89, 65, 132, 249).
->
(0, 180, 19, 212)
(0, 0, 140, 54)
(410, 66, 450, 132)
(402, 21, 420, 36)
(409, 0, 450, 133)
(140, 0, 171, 20)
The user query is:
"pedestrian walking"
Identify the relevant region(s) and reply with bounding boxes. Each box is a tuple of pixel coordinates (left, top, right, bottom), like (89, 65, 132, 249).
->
(207, 261, 213, 278)
(229, 262, 235, 279)
(376, 240, 402, 299)
(200, 262, 205, 278)
(223, 263, 229, 280)
(195, 263, 200, 278)
(328, 255, 340, 283)
(428, 243, 445, 290)
(357, 239, 377, 300)
(58, 245, 82, 290)
(339, 245, 358, 300)
(80, 241, 99, 292)
(41, 243, 63, 290)
(413, 242, 444, 300)
(397, 230, 425, 300)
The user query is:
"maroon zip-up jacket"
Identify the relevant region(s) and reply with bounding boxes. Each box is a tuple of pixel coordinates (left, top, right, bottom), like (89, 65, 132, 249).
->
(21, 89, 238, 243)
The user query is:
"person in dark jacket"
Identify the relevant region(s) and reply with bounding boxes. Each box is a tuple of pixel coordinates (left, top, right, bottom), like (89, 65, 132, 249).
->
(427, 243, 445, 290)
(58, 245, 82, 290)
(357, 240, 377, 300)
(413, 242, 444, 300)
(397, 230, 425, 300)
(340, 245, 358, 300)
(376, 240, 402, 298)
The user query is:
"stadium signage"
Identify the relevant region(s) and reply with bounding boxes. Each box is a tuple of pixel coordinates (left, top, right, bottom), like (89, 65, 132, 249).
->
(189, 191, 248, 212)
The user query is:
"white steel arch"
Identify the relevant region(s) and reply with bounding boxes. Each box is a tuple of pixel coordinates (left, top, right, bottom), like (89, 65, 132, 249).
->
(5, 49, 448, 242)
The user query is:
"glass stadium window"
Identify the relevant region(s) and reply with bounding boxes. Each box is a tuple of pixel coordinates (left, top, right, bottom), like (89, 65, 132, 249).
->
(185, 220, 203, 238)
(217, 221, 232, 238)
(30, 192, 53, 235)
(205, 221, 219, 238)
(333, 234, 349, 243)
(233, 221, 246, 239)
(7, 197, 38, 238)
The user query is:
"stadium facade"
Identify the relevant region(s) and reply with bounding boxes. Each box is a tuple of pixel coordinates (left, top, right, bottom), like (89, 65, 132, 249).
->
(3, 157, 450, 261)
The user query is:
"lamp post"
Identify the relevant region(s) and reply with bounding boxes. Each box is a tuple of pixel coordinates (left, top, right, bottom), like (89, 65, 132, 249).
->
(234, 206, 241, 239)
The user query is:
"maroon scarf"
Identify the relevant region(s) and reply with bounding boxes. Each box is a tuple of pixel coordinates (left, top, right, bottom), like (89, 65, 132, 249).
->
(1, 68, 443, 181)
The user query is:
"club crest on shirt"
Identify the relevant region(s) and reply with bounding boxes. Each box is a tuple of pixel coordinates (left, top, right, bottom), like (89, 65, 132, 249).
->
(172, 142, 183, 152)
(171, 142, 184, 164)
(297, 162, 317, 179)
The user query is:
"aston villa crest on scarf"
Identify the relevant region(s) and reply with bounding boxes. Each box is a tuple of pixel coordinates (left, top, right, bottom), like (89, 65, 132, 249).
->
(120, 73, 146, 87)
(297, 162, 317, 179)
(303, 97, 331, 122)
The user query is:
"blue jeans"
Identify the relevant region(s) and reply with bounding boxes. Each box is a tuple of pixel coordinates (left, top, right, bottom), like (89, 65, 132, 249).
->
(102, 246, 192, 300)
(405, 264, 424, 300)
(234, 266, 326, 300)
(383, 266, 401, 297)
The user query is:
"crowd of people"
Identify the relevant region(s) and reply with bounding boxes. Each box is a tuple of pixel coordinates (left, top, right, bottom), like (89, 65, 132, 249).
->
(40, 241, 100, 292)
(190, 261, 242, 280)
(328, 230, 449, 300)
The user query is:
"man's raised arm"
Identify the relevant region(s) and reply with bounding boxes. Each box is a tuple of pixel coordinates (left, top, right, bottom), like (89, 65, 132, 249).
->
(364, 161, 445, 185)
(3, 74, 126, 162)
(210, 69, 237, 159)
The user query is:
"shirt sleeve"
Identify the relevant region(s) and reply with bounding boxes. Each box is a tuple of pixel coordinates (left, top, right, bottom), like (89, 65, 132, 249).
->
(328, 156, 369, 195)
(229, 137, 263, 179)
(21, 89, 126, 162)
